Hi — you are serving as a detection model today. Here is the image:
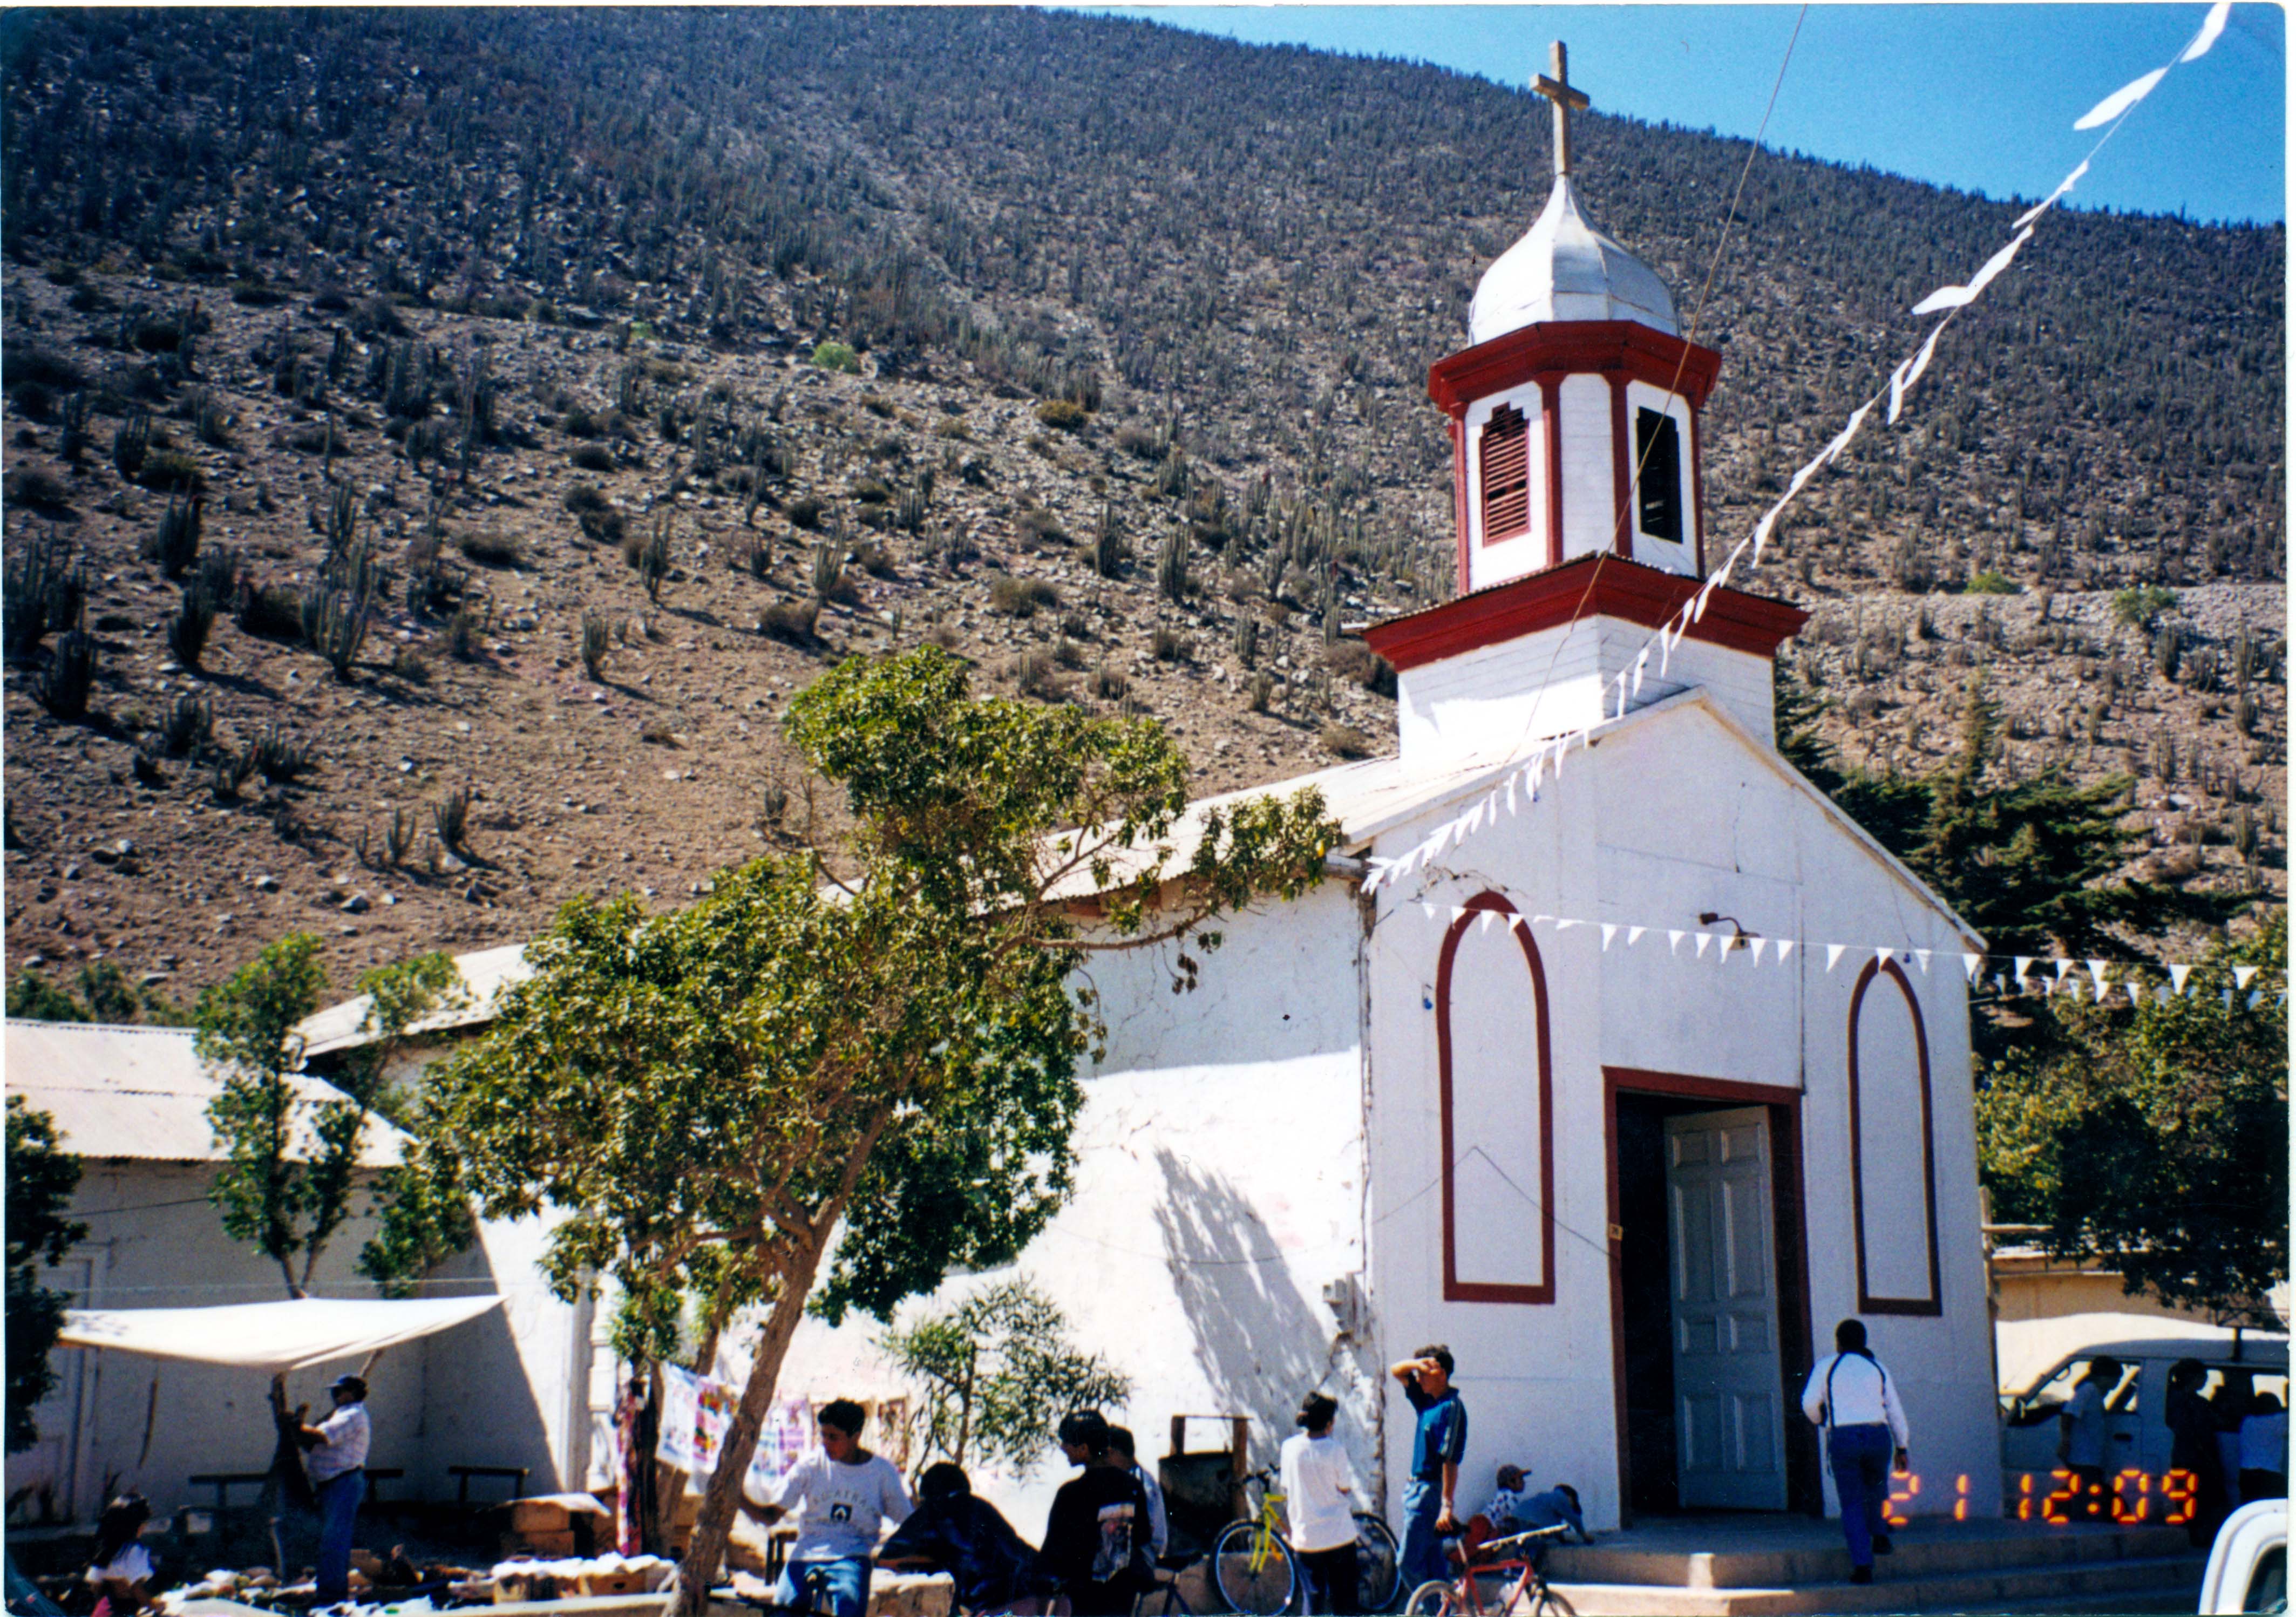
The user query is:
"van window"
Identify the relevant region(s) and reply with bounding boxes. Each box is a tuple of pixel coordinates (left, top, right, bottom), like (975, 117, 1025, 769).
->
(2028, 1357, 2143, 1415)
(2200, 1367, 2291, 1416)
(2241, 1544, 2284, 1614)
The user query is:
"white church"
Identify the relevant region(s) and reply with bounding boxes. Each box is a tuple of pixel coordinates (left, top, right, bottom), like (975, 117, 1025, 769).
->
(773, 51, 2001, 1534)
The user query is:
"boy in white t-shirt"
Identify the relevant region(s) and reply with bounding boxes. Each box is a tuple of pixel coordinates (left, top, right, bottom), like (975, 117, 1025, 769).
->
(1280, 1392, 1360, 1614)
(742, 1399, 912, 1617)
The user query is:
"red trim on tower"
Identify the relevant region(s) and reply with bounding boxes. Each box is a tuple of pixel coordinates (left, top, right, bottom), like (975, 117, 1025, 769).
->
(1429, 321, 1722, 417)
(1540, 377, 1564, 569)
(1436, 892, 1555, 1306)
(1690, 415, 1709, 576)
(1845, 959, 1944, 1318)
(1364, 553, 1809, 673)
(1450, 414, 1470, 594)
(1608, 375, 1634, 562)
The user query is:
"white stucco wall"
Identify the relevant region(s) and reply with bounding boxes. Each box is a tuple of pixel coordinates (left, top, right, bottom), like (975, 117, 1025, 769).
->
(1557, 374, 1614, 562)
(1464, 383, 1549, 589)
(762, 882, 1380, 1536)
(1395, 619, 1774, 767)
(1363, 698, 1996, 1530)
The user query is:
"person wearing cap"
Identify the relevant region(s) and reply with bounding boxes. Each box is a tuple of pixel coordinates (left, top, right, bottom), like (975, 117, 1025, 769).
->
(1280, 1392, 1359, 1614)
(295, 1374, 372, 1605)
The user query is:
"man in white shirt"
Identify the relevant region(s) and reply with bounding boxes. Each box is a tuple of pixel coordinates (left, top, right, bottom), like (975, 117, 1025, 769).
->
(1280, 1392, 1359, 1614)
(740, 1398, 912, 1617)
(2055, 1355, 2123, 1521)
(1799, 1320, 1909, 1586)
(296, 1374, 373, 1605)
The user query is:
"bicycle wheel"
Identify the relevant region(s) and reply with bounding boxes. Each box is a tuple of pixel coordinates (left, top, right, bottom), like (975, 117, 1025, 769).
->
(1212, 1520, 1298, 1616)
(1528, 1581, 1574, 1617)
(1401, 1579, 1453, 1617)
(1350, 1514, 1402, 1612)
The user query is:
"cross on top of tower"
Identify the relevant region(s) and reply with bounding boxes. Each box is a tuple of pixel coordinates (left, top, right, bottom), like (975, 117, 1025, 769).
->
(1532, 40, 1590, 178)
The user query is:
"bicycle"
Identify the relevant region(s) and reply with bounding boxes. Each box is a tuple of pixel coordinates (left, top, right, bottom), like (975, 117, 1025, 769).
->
(1399, 1526, 1572, 1617)
(1210, 1468, 1403, 1614)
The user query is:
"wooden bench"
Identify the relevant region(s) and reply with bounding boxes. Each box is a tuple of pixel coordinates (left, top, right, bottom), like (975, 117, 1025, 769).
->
(450, 1464, 531, 1505)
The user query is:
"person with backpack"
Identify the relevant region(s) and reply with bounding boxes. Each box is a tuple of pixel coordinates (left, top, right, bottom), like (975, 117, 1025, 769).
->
(1799, 1320, 1909, 1586)
(1041, 1410, 1151, 1616)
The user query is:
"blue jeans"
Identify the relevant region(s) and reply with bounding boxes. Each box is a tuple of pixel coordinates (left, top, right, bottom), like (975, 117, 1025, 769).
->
(1827, 1425, 1892, 1570)
(1398, 1476, 1447, 1591)
(774, 1555, 871, 1617)
(314, 1468, 366, 1603)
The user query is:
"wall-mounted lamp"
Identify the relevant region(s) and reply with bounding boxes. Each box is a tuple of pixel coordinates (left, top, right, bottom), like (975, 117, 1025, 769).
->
(1699, 912, 1752, 953)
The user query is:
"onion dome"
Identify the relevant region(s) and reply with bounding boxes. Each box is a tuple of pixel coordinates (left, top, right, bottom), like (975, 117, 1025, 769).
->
(1468, 174, 1679, 346)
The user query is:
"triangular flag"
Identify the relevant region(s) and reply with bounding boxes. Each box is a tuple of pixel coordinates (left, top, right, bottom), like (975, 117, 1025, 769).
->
(1963, 953, 1985, 982)
(1694, 933, 1713, 959)
(1888, 321, 1949, 425)
(1631, 646, 1651, 698)
(1601, 924, 1619, 950)
(2074, 66, 2169, 131)
(1876, 947, 1895, 968)
(2054, 959, 2074, 982)
(2169, 964, 2192, 995)
(1555, 918, 1582, 932)
(1453, 906, 1472, 923)
(1627, 927, 1647, 946)
(2234, 966, 2259, 989)
(2247, 990, 2263, 1010)
(2015, 956, 2035, 983)
(1505, 775, 1518, 816)
(1533, 913, 1553, 927)
(1749, 937, 1769, 965)
(2125, 981, 2145, 1008)
(2156, 986, 2173, 1006)
(1912, 226, 2036, 312)
(2183, 0, 2233, 61)
(2223, 989, 2237, 1009)
(2086, 959, 2111, 994)
(1668, 930, 1686, 955)
(1826, 944, 1847, 971)
(1422, 903, 1440, 922)
(1777, 940, 1797, 962)
(1508, 913, 1529, 932)
(1913, 949, 1932, 974)
(2014, 159, 2091, 230)
(1478, 911, 1495, 933)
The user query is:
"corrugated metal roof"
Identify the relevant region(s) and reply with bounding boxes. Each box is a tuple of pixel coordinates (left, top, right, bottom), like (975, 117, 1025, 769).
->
(3, 1021, 405, 1167)
(293, 942, 534, 1058)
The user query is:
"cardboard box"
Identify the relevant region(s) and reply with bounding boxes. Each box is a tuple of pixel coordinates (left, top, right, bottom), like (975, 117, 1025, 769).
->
(576, 1569, 648, 1598)
(501, 1530, 578, 1559)
(511, 1501, 574, 1535)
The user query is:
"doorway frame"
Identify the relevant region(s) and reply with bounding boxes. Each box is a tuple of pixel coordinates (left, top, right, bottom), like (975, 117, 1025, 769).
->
(1602, 1066, 1821, 1521)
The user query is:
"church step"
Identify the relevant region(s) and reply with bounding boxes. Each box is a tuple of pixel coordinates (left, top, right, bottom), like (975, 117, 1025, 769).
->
(1543, 1549, 2209, 1616)
(1541, 1519, 2192, 1589)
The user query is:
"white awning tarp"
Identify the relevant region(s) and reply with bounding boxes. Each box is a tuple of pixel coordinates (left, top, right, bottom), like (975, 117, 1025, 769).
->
(57, 1295, 502, 1371)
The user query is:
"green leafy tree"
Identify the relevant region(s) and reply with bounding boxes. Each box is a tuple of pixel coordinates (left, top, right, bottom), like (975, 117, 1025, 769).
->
(1978, 913, 2287, 1321)
(884, 1278, 1132, 1477)
(8, 962, 191, 1026)
(6, 1098, 86, 1453)
(403, 646, 1337, 1615)
(197, 934, 353, 1299)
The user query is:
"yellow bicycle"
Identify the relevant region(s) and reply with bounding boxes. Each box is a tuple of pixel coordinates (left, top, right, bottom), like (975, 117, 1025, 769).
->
(1211, 1467, 1401, 1614)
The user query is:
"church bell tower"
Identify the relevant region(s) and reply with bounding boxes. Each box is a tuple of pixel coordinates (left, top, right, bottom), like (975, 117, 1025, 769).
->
(1430, 43, 1720, 594)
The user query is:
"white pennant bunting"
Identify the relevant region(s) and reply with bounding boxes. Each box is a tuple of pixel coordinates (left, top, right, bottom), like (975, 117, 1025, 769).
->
(2234, 966, 2259, 989)
(1631, 646, 1651, 698)
(1601, 924, 1619, 950)
(2169, 964, 2192, 995)
(1826, 944, 1847, 971)
(1478, 910, 1496, 933)
(1453, 906, 1472, 923)
(1627, 927, 1647, 947)
(1694, 933, 1714, 959)
(2125, 981, 2145, 1008)
(1776, 939, 1796, 963)
(1912, 226, 2036, 314)
(2014, 159, 2092, 230)
(1668, 930, 1686, 955)
(2074, 66, 2169, 131)
(1889, 322, 1949, 425)
(1963, 953, 1985, 982)
(1913, 949, 1932, 974)
(1749, 937, 1768, 965)
(1422, 902, 1440, 922)
(1509, 913, 1529, 932)
(2183, 0, 2233, 61)
(2054, 959, 2074, 982)
(1505, 774, 1518, 816)
(2086, 959, 2111, 995)
(2015, 956, 2034, 983)
(2249, 990, 2264, 1010)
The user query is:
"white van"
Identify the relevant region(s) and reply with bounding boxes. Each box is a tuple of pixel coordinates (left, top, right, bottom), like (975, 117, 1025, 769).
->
(1999, 1335, 2288, 1524)
(2199, 1499, 2287, 1614)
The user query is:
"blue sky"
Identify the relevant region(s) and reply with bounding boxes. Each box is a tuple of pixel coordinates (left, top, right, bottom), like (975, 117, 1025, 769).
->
(1068, 5, 2287, 226)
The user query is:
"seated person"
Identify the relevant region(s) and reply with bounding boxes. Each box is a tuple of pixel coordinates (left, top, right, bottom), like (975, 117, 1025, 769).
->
(2239, 1392, 2289, 1504)
(85, 1496, 155, 1617)
(740, 1399, 912, 1617)
(878, 1463, 1059, 1615)
(1455, 1471, 1588, 1570)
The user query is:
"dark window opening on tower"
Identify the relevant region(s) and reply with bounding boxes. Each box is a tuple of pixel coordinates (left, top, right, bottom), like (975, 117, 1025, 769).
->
(1480, 405, 1531, 542)
(1635, 407, 1684, 545)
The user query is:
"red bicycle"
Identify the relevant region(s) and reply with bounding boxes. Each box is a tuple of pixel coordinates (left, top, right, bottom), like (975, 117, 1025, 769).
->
(1400, 1525, 1573, 1617)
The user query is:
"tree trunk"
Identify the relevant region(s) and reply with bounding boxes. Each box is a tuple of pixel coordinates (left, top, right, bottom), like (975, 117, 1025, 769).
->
(672, 1247, 825, 1617)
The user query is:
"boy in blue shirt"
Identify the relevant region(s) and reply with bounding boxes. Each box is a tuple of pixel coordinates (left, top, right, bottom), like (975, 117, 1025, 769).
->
(1389, 1344, 1466, 1589)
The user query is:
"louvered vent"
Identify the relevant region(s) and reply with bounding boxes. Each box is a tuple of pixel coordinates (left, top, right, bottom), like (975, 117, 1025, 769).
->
(1480, 405, 1530, 542)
